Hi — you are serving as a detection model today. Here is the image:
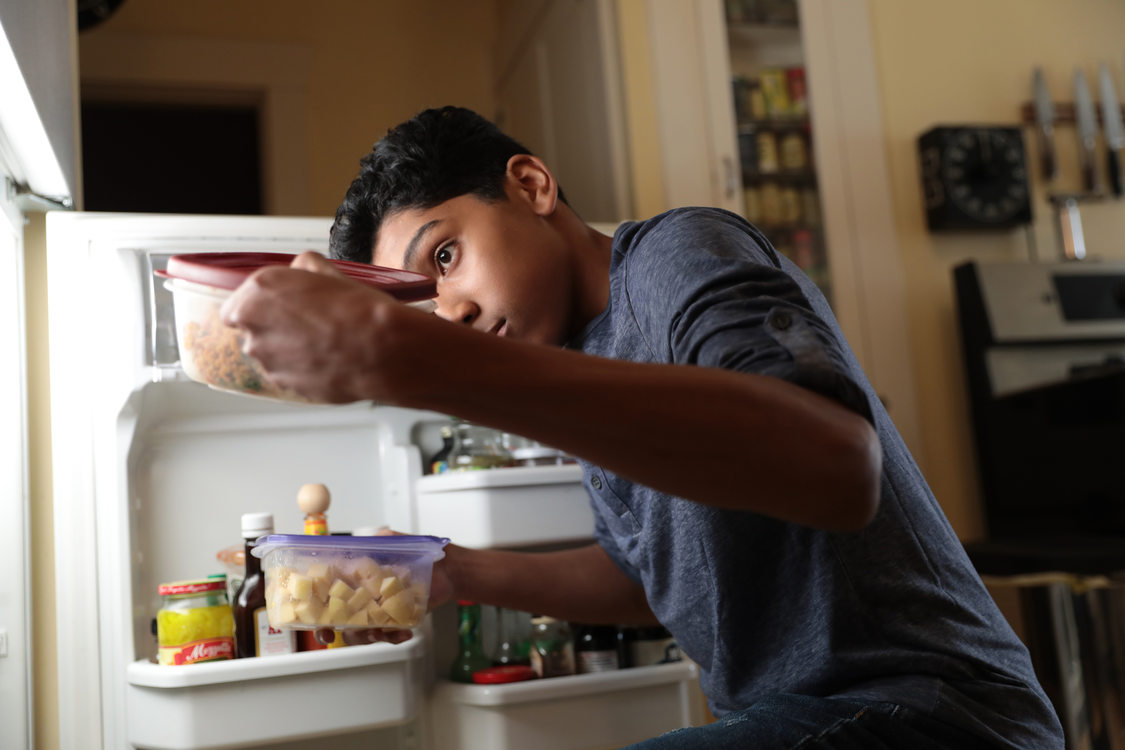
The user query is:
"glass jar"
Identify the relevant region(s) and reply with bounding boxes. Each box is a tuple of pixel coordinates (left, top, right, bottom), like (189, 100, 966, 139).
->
(448, 420, 513, 471)
(493, 607, 531, 666)
(529, 615, 575, 678)
(156, 577, 235, 665)
(573, 624, 621, 673)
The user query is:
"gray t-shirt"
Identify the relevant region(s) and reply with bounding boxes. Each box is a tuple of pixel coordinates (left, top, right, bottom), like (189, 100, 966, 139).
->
(567, 208, 1063, 749)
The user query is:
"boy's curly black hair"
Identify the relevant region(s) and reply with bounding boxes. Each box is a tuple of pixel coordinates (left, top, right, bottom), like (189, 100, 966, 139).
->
(329, 106, 565, 264)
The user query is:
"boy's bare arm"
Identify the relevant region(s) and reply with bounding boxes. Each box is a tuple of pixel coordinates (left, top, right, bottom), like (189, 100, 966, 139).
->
(440, 542, 657, 625)
(223, 266, 882, 532)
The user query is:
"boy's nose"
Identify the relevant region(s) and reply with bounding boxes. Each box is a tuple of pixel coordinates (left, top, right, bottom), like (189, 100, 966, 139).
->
(436, 298, 479, 326)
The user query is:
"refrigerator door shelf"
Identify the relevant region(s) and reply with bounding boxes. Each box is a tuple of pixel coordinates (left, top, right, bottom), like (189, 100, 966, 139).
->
(429, 660, 704, 750)
(414, 464, 594, 548)
(125, 638, 425, 750)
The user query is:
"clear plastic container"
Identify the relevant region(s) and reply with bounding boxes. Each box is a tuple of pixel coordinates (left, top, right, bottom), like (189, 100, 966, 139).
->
(250, 533, 449, 631)
(156, 252, 437, 401)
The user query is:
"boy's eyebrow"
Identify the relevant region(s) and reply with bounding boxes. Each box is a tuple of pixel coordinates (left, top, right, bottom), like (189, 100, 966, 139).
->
(402, 219, 441, 270)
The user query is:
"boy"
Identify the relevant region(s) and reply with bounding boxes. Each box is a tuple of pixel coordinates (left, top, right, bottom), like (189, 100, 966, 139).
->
(222, 107, 1063, 748)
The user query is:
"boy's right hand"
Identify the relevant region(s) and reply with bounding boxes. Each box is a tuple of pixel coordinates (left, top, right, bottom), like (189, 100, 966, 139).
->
(314, 529, 457, 646)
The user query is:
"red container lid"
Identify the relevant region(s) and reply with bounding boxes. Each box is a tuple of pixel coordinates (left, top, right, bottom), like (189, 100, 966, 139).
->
(472, 665, 537, 684)
(157, 252, 436, 302)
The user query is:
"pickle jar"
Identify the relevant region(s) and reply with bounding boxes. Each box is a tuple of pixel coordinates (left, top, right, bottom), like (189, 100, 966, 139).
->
(156, 576, 235, 666)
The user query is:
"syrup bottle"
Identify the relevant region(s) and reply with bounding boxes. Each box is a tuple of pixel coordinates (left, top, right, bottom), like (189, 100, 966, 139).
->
(233, 512, 296, 658)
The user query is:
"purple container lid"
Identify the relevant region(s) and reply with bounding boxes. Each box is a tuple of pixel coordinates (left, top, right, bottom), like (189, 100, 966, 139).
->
(250, 533, 449, 560)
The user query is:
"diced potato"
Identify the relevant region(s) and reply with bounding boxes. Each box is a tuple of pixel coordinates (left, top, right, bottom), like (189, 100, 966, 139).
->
(306, 562, 333, 580)
(367, 602, 392, 627)
(352, 557, 382, 581)
(288, 574, 313, 601)
(326, 596, 347, 622)
(276, 601, 298, 626)
(328, 578, 354, 601)
(346, 608, 369, 627)
(347, 586, 373, 612)
(311, 574, 333, 602)
(362, 576, 383, 598)
(379, 576, 404, 600)
(274, 566, 293, 588)
(295, 598, 323, 625)
(381, 590, 415, 624)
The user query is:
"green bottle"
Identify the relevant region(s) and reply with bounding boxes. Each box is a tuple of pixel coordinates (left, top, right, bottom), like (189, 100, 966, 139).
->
(450, 600, 492, 683)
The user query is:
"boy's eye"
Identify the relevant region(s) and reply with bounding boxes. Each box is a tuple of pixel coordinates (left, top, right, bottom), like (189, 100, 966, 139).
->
(434, 244, 455, 272)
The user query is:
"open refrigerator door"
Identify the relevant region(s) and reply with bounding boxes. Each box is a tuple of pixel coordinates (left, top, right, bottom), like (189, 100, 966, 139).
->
(45, 211, 704, 750)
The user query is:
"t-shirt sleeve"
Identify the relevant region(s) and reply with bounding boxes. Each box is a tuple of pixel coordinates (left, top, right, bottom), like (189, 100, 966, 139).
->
(591, 503, 643, 584)
(623, 208, 873, 423)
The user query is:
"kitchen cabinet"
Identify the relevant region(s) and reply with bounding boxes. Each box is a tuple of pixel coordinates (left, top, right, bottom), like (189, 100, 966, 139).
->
(641, 0, 920, 452)
(498, 0, 922, 453)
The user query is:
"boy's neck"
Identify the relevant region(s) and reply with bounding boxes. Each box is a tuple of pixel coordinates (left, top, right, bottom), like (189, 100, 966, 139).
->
(559, 211, 613, 340)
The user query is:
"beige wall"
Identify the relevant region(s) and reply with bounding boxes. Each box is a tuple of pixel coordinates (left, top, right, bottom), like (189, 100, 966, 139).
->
(867, 0, 1125, 540)
(77, 0, 500, 216)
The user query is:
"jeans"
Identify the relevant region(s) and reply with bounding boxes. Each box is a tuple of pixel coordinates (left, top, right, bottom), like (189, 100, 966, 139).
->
(620, 693, 998, 750)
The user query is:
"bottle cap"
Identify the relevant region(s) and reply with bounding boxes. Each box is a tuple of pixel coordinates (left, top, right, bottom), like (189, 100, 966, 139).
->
(530, 615, 558, 625)
(241, 512, 275, 538)
(472, 665, 537, 684)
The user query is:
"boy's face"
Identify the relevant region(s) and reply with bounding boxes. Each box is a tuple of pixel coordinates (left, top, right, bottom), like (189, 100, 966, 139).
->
(371, 183, 577, 347)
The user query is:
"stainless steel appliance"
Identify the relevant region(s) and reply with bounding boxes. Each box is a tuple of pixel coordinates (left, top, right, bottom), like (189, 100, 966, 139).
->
(955, 259, 1125, 750)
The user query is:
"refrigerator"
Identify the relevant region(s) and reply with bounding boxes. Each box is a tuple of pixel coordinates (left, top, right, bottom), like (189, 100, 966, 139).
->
(44, 210, 704, 750)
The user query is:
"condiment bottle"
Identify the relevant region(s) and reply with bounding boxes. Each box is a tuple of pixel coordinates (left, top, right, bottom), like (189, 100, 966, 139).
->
(573, 624, 621, 674)
(233, 513, 296, 658)
(297, 483, 330, 535)
(493, 608, 531, 666)
(156, 577, 235, 665)
(627, 625, 681, 667)
(529, 615, 575, 678)
(450, 600, 492, 683)
(429, 424, 455, 474)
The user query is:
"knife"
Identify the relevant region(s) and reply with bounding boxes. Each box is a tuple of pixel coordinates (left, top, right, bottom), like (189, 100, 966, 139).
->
(1098, 63, 1124, 197)
(1074, 68, 1099, 192)
(1032, 68, 1056, 182)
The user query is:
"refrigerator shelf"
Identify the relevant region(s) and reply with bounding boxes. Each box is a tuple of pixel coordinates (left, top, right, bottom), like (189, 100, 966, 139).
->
(429, 660, 704, 750)
(414, 464, 594, 548)
(125, 639, 425, 750)
(435, 660, 699, 705)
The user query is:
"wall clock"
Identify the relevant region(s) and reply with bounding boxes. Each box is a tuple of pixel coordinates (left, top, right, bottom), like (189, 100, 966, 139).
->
(918, 126, 1032, 231)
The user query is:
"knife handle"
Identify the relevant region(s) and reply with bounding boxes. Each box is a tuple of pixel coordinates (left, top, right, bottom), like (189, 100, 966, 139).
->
(1109, 149, 1123, 198)
(1082, 157, 1098, 193)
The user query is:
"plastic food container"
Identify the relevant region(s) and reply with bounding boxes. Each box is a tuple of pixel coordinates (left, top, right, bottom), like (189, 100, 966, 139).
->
(156, 252, 437, 401)
(251, 534, 449, 631)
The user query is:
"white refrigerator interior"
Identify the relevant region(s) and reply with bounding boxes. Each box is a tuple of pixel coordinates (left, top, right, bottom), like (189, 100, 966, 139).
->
(46, 212, 704, 750)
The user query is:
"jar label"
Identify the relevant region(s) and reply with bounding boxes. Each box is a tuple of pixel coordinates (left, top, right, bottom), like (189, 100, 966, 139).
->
(576, 649, 620, 673)
(158, 637, 234, 666)
(255, 606, 296, 656)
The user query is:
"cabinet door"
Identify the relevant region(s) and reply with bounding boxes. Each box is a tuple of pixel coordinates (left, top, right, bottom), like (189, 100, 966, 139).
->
(632, 0, 922, 453)
(494, 0, 631, 224)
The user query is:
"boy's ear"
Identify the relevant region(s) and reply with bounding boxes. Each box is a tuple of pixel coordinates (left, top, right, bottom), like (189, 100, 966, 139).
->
(506, 154, 558, 217)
